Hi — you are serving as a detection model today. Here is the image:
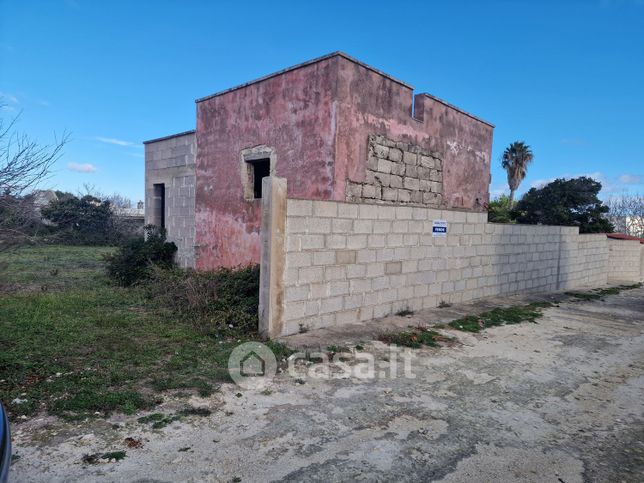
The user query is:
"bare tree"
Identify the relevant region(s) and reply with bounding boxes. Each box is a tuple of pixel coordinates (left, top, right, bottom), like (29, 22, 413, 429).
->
(106, 192, 132, 209)
(77, 183, 132, 209)
(0, 105, 69, 248)
(606, 193, 644, 238)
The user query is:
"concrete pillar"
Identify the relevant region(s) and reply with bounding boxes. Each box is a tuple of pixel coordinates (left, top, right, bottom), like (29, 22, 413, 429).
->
(259, 176, 287, 338)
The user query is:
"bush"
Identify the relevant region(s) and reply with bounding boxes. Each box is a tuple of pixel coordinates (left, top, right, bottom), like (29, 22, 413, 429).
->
(42, 194, 123, 245)
(487, 195, 514, 223)
(105, 225, 177, 286)
(512, 177, 614, 233)
(145, 264, 260, 335)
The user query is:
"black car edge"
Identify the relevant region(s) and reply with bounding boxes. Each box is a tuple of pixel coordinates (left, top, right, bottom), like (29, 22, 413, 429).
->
(0, 403, 10, 483)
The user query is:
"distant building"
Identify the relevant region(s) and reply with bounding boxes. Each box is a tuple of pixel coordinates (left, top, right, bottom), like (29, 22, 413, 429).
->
(32, 190, 58, 210)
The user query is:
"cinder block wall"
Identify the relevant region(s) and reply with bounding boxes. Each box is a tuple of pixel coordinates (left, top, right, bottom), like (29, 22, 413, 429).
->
(144, 132, 197, 268)
(607, 238, 642, 282)
(559, 234, 609, 289)
(276, 199, 618, 336)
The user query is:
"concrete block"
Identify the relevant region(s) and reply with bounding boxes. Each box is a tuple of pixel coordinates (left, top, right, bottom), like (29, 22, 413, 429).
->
(338, 203, 359, 218)
(313, 201, 338, 218)
(385, 261, 402, 274)
(313, 251, 336, 265)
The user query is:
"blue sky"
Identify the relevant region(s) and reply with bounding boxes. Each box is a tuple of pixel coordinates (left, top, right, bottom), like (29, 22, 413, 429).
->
(1, 0, 643, 203)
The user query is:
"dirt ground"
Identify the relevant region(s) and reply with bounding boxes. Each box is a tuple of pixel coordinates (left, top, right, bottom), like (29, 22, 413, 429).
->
(10, 287, 644, 482)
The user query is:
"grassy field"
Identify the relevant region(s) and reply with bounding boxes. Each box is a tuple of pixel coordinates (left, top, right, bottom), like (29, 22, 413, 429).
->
(0, 245, 285, 419)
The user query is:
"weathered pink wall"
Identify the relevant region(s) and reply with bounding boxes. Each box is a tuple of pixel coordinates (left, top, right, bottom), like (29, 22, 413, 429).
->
(334, 57, 493, 209)
(414, 94, 493, 209)
(195, 57, 339, 269)
(195, 53, 493, 270)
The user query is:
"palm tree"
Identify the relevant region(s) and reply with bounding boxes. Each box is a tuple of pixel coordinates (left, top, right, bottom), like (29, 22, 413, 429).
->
(501, 141, 534, 206)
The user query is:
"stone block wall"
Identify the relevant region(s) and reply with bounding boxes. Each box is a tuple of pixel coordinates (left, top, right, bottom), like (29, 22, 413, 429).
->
(144, 131, 197, 268)
(559, 234, 609, 288)
(345, 135, 443, 206)
(270, 197, 631, 336)
(607, 238, 642, 282)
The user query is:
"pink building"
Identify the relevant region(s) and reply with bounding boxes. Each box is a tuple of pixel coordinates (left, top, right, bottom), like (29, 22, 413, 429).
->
(144, 52, 494, 270)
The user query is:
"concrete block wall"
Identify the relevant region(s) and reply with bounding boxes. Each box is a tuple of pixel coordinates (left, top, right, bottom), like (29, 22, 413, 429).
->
(144, 131, 197, 268)
(282, 200, 554, 335)
(558, 234, 609, 289)
(276, 198, 626, 336)
(345, 135, 443, 206)
(607, 238, 642, 282)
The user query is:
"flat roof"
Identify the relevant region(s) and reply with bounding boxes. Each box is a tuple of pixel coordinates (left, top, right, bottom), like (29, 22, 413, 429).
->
(193, 52, 494, 128)
(421, 93, 495, 128)
(143, 129, 195, 145)
(195, 51, 413, 104)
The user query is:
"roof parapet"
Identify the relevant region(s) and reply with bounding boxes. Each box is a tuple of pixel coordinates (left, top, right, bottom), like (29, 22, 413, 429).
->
(419, 93, 494, 128)
(194, 51, 413, 104)
(143, 129, 196, 145)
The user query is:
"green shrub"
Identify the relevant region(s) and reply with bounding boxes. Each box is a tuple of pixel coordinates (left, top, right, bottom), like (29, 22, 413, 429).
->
(145, 264, 260, 335)
(512, 177, 614, 233)
(42, 194, 124, 245)
(487, 194, 515, 223)
(105, 225, 177, 286)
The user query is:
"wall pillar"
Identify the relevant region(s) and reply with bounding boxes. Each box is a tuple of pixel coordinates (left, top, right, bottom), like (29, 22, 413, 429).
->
(259, 176, 287, 338)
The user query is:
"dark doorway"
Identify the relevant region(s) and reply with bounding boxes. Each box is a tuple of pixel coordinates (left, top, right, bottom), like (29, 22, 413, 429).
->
(153, 183, 165, 228)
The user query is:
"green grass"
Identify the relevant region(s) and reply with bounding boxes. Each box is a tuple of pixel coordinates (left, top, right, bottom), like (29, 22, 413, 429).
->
(0, 245, 115, 291)
(447, 302, 553, 333)
(0, 245, 289, 419)
(565, 283, 642, 301)
(379, 328, 442, 348)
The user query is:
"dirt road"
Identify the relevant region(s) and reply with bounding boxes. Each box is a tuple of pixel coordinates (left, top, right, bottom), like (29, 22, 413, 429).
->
(11, 288, 644, 482)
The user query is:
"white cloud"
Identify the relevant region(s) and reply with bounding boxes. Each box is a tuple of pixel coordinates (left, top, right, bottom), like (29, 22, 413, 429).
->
(67, 162, 97, 173)
(0, 92, 19, 111)
(94, 136, 135, 147)
(0, 92, 19, 104)
(618, 174, 641, 185)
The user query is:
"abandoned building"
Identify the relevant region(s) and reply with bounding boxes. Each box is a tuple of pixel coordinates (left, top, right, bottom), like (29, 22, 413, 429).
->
(144, 52, 493, 269)
(145, 52, 643, 338)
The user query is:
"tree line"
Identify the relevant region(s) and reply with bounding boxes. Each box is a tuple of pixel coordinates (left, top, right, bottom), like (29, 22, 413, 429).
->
(489, 141, 640, 236)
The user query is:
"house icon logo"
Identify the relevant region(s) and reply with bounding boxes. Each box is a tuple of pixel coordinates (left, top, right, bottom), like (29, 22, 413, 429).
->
(240, 351, 266, 377)
(228, 342, 277, 389)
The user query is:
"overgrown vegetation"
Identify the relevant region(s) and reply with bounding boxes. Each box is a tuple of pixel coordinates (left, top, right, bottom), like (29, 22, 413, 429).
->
(565, 283, 642, 301)
(144, 263, 261, 335)
(447, 302, 553, 333)
(104, 225, 177, 286)
(0, 245, 285, 420)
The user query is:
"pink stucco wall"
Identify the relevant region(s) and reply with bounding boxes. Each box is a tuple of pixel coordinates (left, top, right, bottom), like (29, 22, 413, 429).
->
(195, 57, 340, 269)
(195, 53, 493, 270)
(334, 58, 493, 209)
